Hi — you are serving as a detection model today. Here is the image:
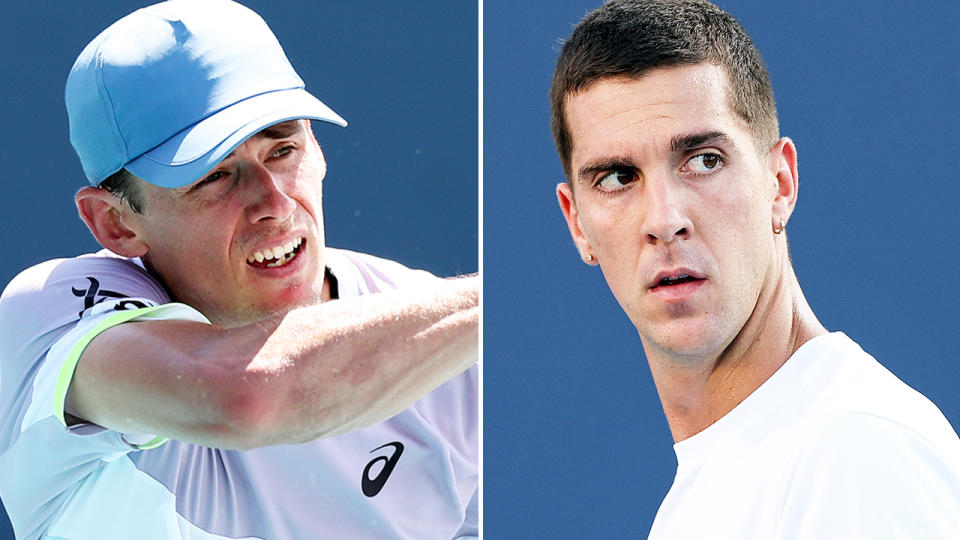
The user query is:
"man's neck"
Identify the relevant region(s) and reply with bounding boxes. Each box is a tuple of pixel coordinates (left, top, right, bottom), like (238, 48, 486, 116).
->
(645, 261, 827, 443)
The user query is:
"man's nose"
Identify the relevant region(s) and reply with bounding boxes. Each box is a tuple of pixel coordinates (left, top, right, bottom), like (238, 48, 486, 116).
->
(642, 175, 692, 245)
(243, 164, 297, 223)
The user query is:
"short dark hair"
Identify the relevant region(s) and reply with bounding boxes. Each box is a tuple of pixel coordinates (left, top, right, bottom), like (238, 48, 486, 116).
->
(550, 0, 779, 180)
(99, 168, 145, 213)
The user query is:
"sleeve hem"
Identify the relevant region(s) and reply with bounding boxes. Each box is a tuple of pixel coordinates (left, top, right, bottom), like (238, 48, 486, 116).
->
(52, 302, 210, 430)
(135, 436, 168, 450)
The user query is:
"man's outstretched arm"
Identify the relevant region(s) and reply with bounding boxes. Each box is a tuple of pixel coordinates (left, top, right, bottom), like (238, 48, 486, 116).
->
(65, 275, 478, 449)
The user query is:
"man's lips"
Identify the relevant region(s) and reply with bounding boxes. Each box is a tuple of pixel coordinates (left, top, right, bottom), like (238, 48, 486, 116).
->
(648, 269, 706, 290)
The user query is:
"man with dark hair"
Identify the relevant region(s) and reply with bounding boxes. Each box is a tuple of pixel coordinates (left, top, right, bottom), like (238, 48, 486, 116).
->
(0, 1, 477, 539)
(553, 0, 960, 537)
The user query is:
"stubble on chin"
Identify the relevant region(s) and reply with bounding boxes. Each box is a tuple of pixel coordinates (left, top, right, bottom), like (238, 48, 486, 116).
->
(635, 311, 739, 368)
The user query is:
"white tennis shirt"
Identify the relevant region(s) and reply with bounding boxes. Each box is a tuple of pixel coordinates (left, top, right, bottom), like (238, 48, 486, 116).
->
(0, 248, 478, 540)
(649, 332, 960, 539)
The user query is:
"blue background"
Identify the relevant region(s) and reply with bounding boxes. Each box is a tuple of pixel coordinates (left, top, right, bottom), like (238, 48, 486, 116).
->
(0, 1, 476, 537)
(2, 1, 959, 538)
(484, 0, 960, 538)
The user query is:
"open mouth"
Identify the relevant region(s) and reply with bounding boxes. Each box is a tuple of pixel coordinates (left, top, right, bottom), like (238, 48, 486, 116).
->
(246, 237, 305, 269)
(650, 273, 705, 290)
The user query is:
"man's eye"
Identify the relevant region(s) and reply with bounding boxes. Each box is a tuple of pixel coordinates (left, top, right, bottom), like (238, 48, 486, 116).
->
(272, 145, 294, 158)
(596, 168, 636, 191)
(685, 153, 723, 173)
(196, 170, 227, 187)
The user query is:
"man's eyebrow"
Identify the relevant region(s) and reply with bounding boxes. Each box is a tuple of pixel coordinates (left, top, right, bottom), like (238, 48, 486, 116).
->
(222, 121, 304, 160)
(574, 132, 732, 185)
(258, 120, 304, 140)
(670, 131, 731, 153)
(576, 156, 636, 185)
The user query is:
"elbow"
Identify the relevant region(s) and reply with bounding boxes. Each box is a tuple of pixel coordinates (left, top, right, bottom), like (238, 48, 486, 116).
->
(199, 369, 284, 450)
(190, 357, 347, 448)
(213, 371, 355, 447)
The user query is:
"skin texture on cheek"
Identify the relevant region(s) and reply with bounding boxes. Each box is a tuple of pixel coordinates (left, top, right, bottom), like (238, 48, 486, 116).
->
(604, 192, 765, 359)
(137, 197, 244, 322)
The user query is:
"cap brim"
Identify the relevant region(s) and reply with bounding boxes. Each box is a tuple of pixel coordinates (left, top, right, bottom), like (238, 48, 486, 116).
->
(126, 88, 347, 188)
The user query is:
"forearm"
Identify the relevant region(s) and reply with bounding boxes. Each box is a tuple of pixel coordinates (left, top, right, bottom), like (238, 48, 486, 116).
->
(68, 275, 478, 449)
(205, 274, 479, 446)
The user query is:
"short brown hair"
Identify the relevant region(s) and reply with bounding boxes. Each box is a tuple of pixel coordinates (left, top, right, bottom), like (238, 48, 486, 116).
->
(550, 0, 779, 180)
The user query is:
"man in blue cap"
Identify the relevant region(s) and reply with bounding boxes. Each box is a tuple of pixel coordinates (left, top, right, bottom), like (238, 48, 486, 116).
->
(0, 1, 478, 538)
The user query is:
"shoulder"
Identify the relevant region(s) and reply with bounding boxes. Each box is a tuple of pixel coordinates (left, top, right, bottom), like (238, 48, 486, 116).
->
(0, 252, 172, 396)
(2, 251, 168, 313)
(776, 335, 960, 537)
(805, 334, 960, 454)
(325, 247, 439, 296)
(797, 408, 960, 475)
(778, 409, 960, 538)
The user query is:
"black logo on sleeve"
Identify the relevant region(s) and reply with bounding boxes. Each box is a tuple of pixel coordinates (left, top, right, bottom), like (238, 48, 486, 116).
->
(72, 277, 147, 316)
(362, 441, 404, 497)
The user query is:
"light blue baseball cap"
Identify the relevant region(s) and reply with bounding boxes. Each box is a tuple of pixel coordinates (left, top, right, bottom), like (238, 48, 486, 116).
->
(65, 0, 347, 188)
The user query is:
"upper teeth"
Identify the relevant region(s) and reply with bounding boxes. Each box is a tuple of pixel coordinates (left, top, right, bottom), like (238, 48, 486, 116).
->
(247, 237, 303, 264)
(663, 274, 691, 282)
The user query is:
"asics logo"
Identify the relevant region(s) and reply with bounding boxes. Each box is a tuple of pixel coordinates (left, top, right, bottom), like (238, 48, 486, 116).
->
(362, 441, 404, 497)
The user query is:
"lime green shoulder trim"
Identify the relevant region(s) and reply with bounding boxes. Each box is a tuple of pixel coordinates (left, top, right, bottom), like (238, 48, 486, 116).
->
(54, 306, 163, 426)
(54, 303, 210, 450)
(135, 436, 168, 450)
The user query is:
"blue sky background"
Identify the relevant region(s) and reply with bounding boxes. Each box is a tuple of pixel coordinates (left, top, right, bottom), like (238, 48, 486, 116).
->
(484, 0, 960, 537)
(0, 2, 475, 537)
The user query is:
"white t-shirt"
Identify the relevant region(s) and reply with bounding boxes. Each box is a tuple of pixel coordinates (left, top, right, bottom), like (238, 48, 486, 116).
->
(649, 332, 960, 539)
(0, 248, 478, 540)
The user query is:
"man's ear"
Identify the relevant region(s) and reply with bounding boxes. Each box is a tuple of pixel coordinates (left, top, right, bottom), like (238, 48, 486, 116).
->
(556, 182, 598, 265)
(769, 137, 799, 229)
(75, 187, 148, 258)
